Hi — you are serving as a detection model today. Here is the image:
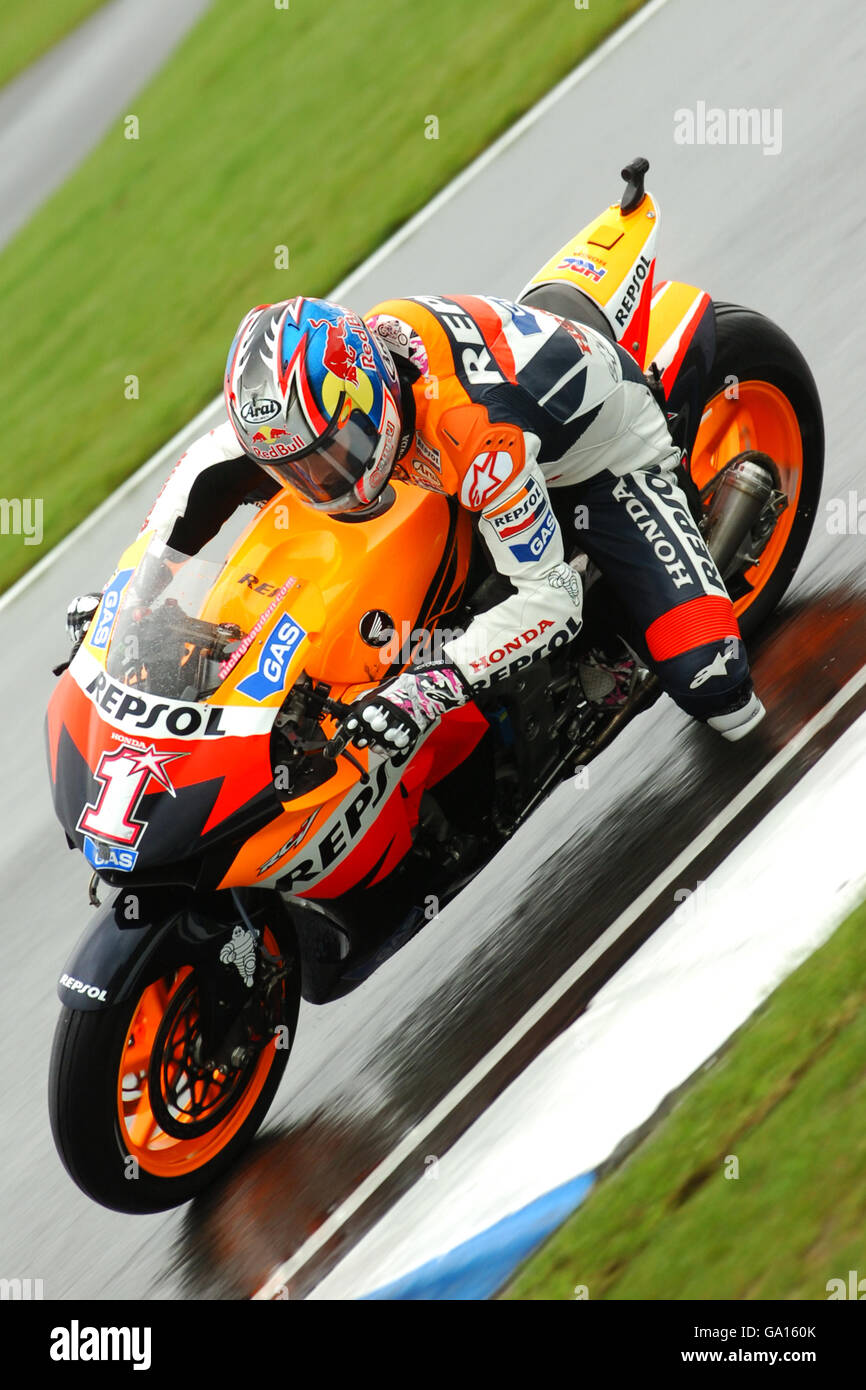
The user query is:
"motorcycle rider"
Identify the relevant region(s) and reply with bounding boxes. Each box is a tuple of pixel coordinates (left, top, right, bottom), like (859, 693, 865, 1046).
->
(69, 294, 765, 755)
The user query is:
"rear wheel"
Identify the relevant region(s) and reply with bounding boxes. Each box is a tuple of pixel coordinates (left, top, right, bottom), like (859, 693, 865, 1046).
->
(48, 922, 300, 1213)
(690, 302, 824, 637)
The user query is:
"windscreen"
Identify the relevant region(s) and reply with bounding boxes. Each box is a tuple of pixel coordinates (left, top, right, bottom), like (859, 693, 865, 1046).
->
(105, 543, 243, 701)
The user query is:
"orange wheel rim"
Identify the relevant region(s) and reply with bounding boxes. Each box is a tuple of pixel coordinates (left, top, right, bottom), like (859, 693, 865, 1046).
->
(690, 381, 803, 618)
(117, 932, 282, 1179)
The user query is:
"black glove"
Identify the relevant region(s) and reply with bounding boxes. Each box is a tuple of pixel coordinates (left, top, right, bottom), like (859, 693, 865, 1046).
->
(341, 665, 469, 757)
(66, 593, 102, 646)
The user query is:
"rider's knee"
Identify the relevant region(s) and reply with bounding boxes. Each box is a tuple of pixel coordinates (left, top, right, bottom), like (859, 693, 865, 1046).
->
(650, 634, 764, 737)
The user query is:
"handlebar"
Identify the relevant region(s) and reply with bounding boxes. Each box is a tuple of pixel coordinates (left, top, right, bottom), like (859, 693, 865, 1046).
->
(320, 696, 354, 721)
(320, 696, 369, 782)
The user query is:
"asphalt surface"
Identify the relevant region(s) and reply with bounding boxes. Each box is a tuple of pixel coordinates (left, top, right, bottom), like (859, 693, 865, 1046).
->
(0, 0, 211, 251)
(1, 0, 864, 1300)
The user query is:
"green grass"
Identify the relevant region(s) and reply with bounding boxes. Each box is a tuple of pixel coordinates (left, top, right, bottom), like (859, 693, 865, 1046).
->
(0, 0, 646, 592)
(503, 897, 866, 1300)
(0, 0, 110, 91)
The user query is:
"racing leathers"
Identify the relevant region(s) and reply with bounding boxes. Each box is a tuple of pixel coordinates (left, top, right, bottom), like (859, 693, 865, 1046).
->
(122, 294, 764, 747)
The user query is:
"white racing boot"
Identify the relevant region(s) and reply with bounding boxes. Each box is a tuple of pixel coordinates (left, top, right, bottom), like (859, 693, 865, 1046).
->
(707, 690, 767, 741)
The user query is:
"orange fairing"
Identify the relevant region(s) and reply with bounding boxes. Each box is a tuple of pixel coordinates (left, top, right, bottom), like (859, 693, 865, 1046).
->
(47, 476, 480, 898)
(521, 189, 659, 364)
(644, 281, 713, 394)
(222, 700, 488, 896)
(286, 703, 488, 899)
(47, 648, 277, 849)
(202, 481, 472, 696)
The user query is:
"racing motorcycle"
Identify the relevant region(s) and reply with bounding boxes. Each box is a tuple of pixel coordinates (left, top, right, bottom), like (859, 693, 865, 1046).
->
(47, 156, 823, 1212)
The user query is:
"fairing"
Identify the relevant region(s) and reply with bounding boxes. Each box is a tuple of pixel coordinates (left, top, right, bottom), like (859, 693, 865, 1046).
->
(520, 178, 715, 443)
(46, 484, 481, 895)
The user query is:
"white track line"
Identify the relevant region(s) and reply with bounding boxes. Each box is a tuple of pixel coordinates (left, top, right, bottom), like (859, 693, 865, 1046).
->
(253, 659, 866, 1298)
(0, 0, 675, 617)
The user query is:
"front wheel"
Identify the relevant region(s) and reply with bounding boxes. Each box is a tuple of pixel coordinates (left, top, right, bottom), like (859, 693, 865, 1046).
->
(48, 921, 300, 1213)
(689, 302, 824, 638)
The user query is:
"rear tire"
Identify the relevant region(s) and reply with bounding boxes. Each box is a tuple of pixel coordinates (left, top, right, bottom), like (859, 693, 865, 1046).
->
(690, 302, 824, 638)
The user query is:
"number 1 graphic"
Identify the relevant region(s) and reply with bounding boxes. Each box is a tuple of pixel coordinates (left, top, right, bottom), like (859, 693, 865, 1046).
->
(78, 745, 185, 846)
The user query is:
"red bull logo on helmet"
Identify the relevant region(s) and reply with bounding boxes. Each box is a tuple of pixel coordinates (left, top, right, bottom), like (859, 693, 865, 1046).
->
(309, 316, 360, 386)
(226, 298, 398, 468)
(250, 425, 305, 459)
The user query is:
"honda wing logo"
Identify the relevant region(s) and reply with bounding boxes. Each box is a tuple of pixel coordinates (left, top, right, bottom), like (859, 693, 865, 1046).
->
(359, 610, 395, 648)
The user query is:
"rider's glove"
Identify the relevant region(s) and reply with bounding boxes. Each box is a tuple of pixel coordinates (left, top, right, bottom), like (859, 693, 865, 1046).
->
(66, 593, 102, 646)
(342, 665, 470, 756)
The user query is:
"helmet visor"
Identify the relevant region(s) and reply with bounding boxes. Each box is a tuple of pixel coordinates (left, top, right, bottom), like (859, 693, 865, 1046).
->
(258, 398, 379, 507)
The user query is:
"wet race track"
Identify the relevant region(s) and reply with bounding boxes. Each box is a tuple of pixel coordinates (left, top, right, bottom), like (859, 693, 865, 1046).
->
(1, 0, 864, 1299)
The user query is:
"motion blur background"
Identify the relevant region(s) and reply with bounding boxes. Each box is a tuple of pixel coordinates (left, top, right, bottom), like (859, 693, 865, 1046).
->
(2, 0, 865, 1303)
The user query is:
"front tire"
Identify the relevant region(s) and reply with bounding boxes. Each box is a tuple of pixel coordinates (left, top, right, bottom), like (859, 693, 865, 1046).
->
(48, 923, 300, 1214)
(690, 302, 824, 637)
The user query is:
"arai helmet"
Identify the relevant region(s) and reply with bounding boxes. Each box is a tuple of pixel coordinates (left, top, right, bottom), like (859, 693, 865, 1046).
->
(224, 297, 403, 511)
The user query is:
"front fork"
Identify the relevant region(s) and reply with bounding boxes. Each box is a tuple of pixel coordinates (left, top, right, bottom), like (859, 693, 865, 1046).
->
(193, 893, 293, 1070)
(56, 884, 296, 1039)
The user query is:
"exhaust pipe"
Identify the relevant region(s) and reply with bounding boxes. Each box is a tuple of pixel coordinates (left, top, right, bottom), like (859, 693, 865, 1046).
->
(702, 453, 777, 578)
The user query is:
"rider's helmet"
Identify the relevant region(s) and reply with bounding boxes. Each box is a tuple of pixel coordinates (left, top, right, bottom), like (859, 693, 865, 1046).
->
(224, 297, 403, 512)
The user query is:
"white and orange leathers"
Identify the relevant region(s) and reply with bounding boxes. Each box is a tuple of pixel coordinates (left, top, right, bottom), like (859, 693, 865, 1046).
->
(364, 295, 680, 685)
(136, 294, 680, 692)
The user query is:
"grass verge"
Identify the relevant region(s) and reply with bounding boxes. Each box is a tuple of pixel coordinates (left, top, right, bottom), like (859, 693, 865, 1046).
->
(0, 1, 109, 91)
(0, 0, 646, 592)
(503, 896, 866, 1300)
